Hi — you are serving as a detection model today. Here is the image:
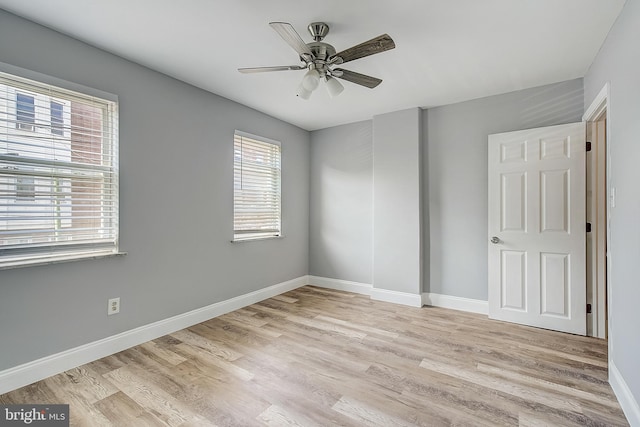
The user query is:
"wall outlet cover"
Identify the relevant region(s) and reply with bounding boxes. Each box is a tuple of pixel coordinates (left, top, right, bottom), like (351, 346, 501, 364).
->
(108, 297, 120, 315)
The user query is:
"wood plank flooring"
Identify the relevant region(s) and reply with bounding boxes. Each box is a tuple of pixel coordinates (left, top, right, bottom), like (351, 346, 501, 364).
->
(0, 286, 629, 426)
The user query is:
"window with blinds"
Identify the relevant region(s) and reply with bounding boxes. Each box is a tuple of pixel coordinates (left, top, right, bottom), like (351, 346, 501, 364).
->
(0, 69, 119, 267)
(233, 131, 281, 241)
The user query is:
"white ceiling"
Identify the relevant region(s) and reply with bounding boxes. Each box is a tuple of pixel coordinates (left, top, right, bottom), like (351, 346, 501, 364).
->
(0, 0, 625, 131)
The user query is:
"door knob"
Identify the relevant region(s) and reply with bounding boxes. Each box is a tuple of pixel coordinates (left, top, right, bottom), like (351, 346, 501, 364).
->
(490, 236, 500, 244)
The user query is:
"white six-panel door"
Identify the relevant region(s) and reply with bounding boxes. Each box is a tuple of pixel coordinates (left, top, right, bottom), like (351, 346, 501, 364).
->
(488, 122, 586, 335)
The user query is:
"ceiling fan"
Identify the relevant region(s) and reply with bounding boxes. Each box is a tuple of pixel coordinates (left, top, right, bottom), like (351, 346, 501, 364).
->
(238, 22, 395, 99)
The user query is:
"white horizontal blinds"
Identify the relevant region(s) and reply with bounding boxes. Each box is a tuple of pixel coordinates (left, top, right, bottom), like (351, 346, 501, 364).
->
(234, 132, 281, 240)
(0, 71, 118, 262)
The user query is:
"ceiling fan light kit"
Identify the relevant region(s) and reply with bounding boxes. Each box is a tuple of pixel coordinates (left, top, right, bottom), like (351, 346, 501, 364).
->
(302, 67, 321, 91)
(296, 82, 312, 100)
(325, 76, 344, 98)
(238, 21, 395, 100)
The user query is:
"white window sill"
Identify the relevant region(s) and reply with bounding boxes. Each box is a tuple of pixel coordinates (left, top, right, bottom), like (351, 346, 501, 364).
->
(231, 235, 284, 243)
(0, 251, 127, 271)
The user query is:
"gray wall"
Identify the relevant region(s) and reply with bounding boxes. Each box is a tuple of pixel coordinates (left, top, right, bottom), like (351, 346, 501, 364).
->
(308, 80, 584, 301)
(309, 121, 373, 284)
(425, 78, 584, 299)
(584, 0, 640, 405)
(0, 10, 310, 371)
(373, 109, 422, 295)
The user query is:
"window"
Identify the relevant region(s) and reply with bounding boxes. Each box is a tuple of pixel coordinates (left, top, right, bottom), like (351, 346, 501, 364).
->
(16, 93, 35, 131)
(233, 131, 281, 241)
(50, 100, 64, 136)
(16, 176, 36, 200)
(0, 68, 119, 268)
(3, 154, 35, 201)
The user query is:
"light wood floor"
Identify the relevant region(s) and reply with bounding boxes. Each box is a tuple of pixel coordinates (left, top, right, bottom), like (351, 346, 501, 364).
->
(0, 286, 629, 426)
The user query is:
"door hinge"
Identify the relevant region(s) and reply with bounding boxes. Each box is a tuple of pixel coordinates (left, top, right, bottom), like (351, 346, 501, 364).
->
(587, 303, 592, 314)
(586, 223, 592, 233)
(586, 141, 592, 152)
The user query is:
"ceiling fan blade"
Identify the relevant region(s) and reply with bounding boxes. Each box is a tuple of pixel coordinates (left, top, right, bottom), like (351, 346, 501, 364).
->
(238, 65, 306, 73)
(332, 68, 382, 89)
(335, 34, 395, 64)
(269, 22, 314, 58)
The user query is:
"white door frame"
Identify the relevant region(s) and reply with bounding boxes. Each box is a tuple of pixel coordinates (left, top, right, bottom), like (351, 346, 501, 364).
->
(582, 83, 611, 346)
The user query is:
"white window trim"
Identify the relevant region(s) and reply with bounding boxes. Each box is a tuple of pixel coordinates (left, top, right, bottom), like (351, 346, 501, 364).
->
(0, 62, 118, 104)
(232, 130, 282, 242)
(0, 62, 122, 269)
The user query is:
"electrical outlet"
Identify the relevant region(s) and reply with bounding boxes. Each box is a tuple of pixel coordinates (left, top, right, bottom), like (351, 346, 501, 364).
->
(108, 297, 120, 315)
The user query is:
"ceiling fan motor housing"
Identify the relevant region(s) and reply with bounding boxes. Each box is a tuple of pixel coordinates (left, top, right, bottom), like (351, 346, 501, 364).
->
(307, 42, 336, 61)
(304, 42, 337, 78)
(304, 23, 336, 77)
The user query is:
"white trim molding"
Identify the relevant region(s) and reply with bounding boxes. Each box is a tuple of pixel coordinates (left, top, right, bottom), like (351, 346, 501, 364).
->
(582, 82, 609, 122)
(307, 276, 373, 295)
(308, 276, 422, 307)
(0, 275, 308, 395)
(610, 361, 640, 427)
(422, 293, 489, 315)
(583, 82, 613, 348)
(370, 288, 423, 307)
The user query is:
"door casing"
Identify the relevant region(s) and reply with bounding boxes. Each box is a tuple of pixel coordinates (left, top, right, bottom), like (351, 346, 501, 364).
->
(583, 83, 611, 341)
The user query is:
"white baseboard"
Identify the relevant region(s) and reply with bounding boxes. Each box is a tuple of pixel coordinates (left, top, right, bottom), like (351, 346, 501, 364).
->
(308, 276, 422, 307)
(610, 361, 640, 427)
(422, 292, 488, 315)
(370, 288, 423, 307)
(0, 275, 308, 395)
(307, 275, 373, 295)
